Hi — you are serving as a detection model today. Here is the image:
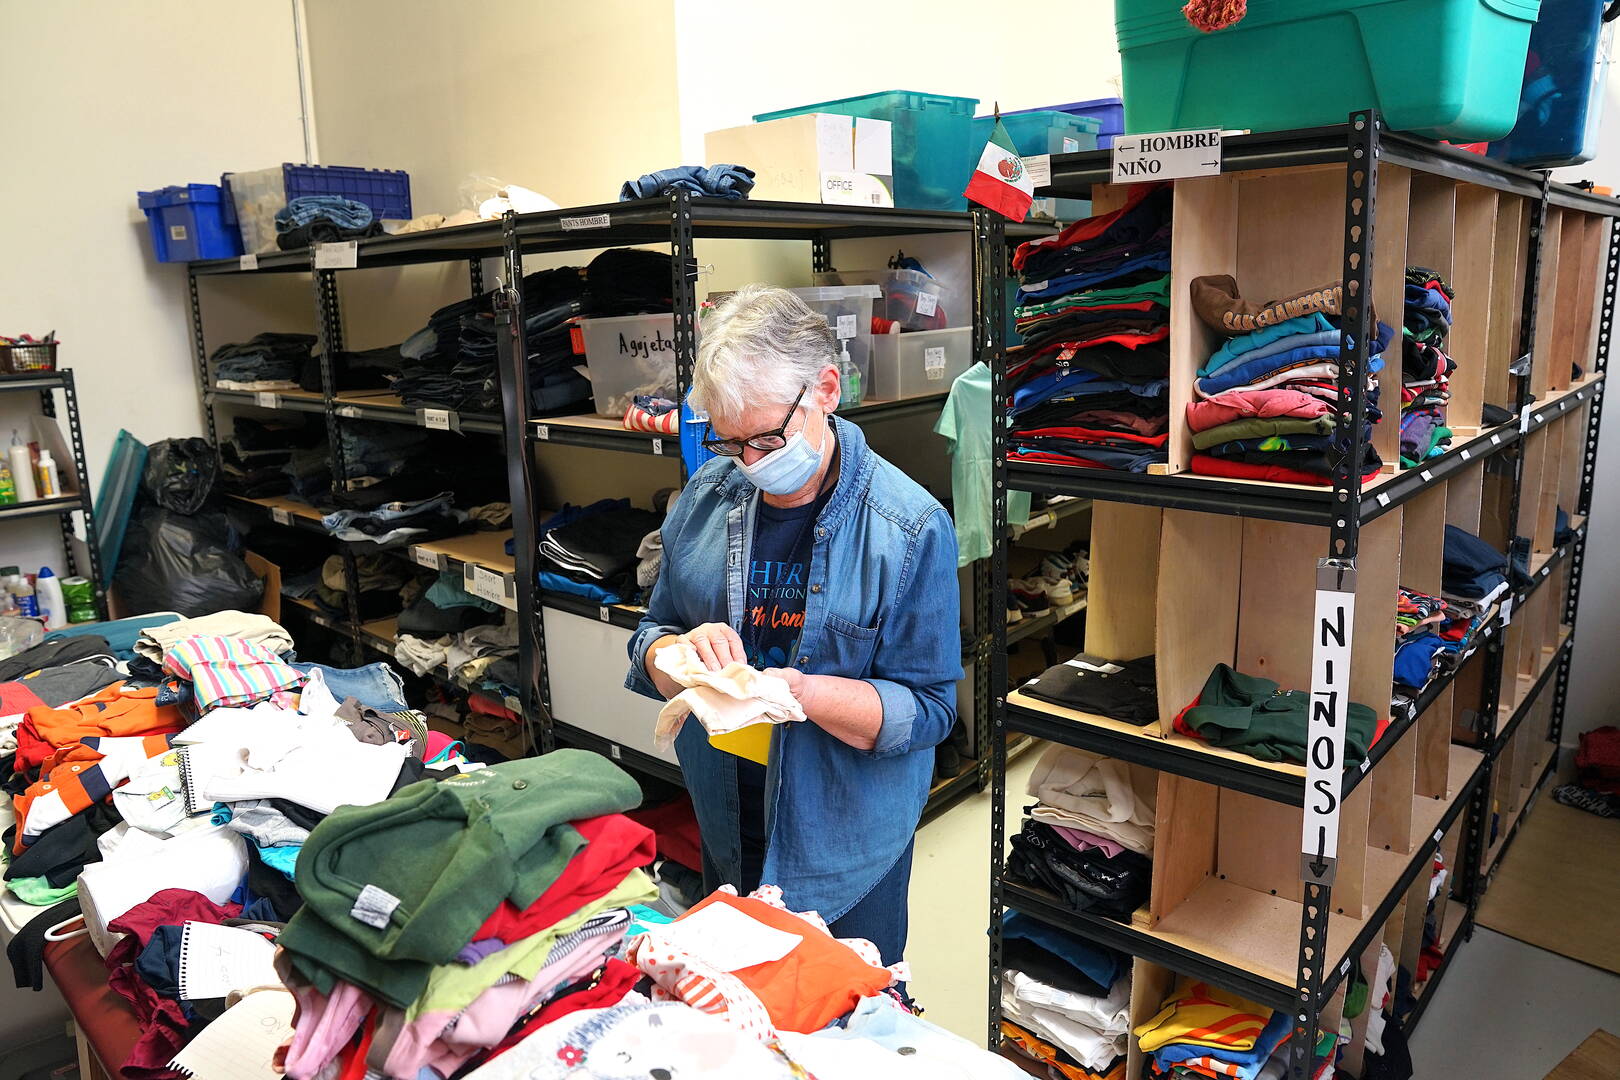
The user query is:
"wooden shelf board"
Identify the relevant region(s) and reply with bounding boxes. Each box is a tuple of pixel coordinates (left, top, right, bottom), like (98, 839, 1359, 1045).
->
(230, 493, 324, 522)
(417, 529, 516, 575)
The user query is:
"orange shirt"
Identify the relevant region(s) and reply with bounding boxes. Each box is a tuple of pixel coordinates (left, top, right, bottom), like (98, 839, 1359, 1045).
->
(15, 683, 182, 771)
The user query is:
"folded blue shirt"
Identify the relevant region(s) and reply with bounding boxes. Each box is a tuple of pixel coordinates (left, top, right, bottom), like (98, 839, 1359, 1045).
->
(1394, 631, 1456, 690)
(1012, 371, 1169, 415)
(1201, 314, 1337, 376)
(1202, 328, 1344, 379)
(1197, 345, 1385, 397)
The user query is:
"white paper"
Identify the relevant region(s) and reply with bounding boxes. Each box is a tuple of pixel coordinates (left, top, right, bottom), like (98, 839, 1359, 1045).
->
(314, 240, 358, 269)
(656, 902, 803, 972)
(421, 408, 453, 430)
(1110, 130, 1222, 183)
(915, 292, 939, 318)
(238, 254, 259, 271)
(169, 989, 294, 1080)
(836, 314, 857, 340)
(924, 346, 947, 380)
(271, 507, 291, 526)
(255, 392, 279, 409)
(178, 922, 279, 1000)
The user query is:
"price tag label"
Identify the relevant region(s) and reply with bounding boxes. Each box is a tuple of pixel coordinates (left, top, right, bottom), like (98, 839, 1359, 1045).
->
(1501, 597, 1514, 626)
(255, 392, 279, 409)
(467, 565, 517, 611)
(1301, 565, 1356, 887)
(1111, 130, 1222, 183)
(534, 424, 550, 441)
(412, 546, 444, 570)
(421, 408, 453, 431)
(314, 240, 359, 269)
(1433, 828, 1444, 844)
(560, 213, 611, 231)
(239, 254, 259, 271)
(835, 314, 857, 340)
(651, 438, 665, 456)
(1022, 154, 1051, 189)
(924, 346, 948, 380)
(338, 405, 360, 418)
(271, 508, 291, 526)
(915, 291, 939, 318)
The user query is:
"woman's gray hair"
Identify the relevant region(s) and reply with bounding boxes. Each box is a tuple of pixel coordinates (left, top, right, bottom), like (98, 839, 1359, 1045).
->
(691, 284, 837, 421)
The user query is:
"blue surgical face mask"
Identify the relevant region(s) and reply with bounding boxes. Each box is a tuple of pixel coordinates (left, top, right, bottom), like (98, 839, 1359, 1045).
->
(735, 412, 827, 495)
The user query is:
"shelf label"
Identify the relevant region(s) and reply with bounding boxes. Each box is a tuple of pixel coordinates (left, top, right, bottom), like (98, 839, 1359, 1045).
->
(467, 565, 517, 611)
(314, 240, 359, 269)
(271, 508, 291, 526)
(1501, 597, 1514, 626)
(534, 423, 550, 441)
(239, 254, 259, 271)
(1376, 492, 1390, 508)
(1491, 433, 1502, 446)
(561, 213, 611, 231)
(598, 606, 612, 623)
(651, 438, 664, 456)
(915, 291, 939, 318)
(421, 408, 454, 431)
(338, 405, 360, 418)
(1420, 469, 1434, 483)
(924, 346, 948, 380)
(835, 314, 857, 340)
(1460, 448, 1471, 461)
(609, 743, 623, 761)
(1433, 828, 1444, 845)
(255, 392, 279, 409)
(1110, 129, 1222, 184)
(412, 546, 446, 571)
(1022, 154, 1051, 189)
(1302, 561, 1357, 887)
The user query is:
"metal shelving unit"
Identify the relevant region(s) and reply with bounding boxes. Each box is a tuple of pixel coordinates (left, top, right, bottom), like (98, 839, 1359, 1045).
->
(186, 194, 1048, 816)
(982, 115, 1618, 1080)
(0, 370, 107, 621)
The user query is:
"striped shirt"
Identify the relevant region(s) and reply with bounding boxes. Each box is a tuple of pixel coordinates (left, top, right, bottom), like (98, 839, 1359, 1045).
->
(161, 635, 303, 712)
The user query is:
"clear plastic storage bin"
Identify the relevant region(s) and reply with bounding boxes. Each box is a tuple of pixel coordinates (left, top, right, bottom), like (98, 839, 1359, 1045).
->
(813, 269, 956, 331)
(578, 313, 679, 418)
(787, 285, 884, 390)
(869, 327, 972, 401)
(1488, 0, 1613, 168)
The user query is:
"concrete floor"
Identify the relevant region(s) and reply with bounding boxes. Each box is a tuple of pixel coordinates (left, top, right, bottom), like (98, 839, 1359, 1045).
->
(907, 742, 1620, 1077)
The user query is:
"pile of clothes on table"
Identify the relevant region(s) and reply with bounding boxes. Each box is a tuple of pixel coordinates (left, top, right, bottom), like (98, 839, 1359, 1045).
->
(1005, 184, 1171, 473)
(1400, 267, 1456, 468)
(1440, 525, 1509, 622)
(1391, 585, 1482, 699)
(1135, 976, 1343, 1080)
(1187, 276, 1388, 485)
(210, 333, 318, 391)
(999, 914, 1131, 1080)
(1173, 664, 1383, 766)
(517, 495, 669, 606)
(1004, 745, 1153, 923)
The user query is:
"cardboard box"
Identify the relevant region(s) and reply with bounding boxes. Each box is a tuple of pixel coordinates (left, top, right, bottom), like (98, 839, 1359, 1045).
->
(705, 114, 894, 206)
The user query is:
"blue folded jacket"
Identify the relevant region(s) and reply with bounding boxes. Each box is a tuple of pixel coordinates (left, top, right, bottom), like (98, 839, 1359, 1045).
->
(1201, 314, 1337, 376)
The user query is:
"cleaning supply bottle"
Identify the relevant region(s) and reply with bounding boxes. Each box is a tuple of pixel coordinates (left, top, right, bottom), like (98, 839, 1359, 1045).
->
(0, 585, 15, 617)
(35, 449, 60, 499)
(837, 343, 862, 409)
(8, 431, 35, 503)
(11, 571, 36, 618)
(0, 459, 16, 506)
(35, 567, 64, 630)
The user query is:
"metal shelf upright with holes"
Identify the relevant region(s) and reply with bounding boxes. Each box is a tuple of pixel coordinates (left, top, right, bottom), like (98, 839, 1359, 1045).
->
(982, 112, 1616, 1080)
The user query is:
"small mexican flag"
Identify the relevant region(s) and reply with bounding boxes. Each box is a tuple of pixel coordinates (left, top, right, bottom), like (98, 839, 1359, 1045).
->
(963, 118, 1034, 223)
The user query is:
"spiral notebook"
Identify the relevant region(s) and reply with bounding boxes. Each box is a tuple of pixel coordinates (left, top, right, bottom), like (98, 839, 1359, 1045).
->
(168, 988, 293, 1080)
(177, 922, 278, 1001)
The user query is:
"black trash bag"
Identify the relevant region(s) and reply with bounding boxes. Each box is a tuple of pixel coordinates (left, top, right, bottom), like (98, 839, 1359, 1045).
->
(143, 438, 219, 515)
(114, 507, 263, 617)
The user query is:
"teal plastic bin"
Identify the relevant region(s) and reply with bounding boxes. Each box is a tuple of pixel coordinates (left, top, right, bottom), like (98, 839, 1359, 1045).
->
(755, 91, 979, 211)
(1115, 0, 1542, 141)
(973, 111, 1099, 222)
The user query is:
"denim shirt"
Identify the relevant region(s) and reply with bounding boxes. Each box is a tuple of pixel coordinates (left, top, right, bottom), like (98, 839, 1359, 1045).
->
(624, 416, 962, 920)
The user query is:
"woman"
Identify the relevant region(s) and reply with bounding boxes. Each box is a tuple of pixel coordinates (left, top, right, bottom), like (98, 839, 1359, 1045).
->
(625, 284, 961, 964)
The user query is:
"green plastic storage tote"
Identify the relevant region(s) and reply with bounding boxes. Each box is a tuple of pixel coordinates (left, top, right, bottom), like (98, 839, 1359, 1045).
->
(1114, 0, 1542, 141)
(755, 91, 979, 211)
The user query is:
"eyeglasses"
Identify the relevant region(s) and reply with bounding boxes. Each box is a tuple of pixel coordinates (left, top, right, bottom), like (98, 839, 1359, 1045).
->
(701, 385, 808, 457)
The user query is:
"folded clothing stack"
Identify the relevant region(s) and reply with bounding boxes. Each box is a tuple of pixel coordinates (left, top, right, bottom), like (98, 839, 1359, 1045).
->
(1174, 664, 1381, 765)
(999, 913, 1131, 1080)
(220, 416, 325, 498)
(302, 343, 400, 394)
(1007, 184, 1172, 473)
(211, 332, 318, 390)
(1187, 276, 1387, 485)
(525, 498, 664, 604)
(1392, 585, 1481, 693)
(1005, 745, 1153, 922)
(1441, 524, 1509, 620)
(1401, 267, 1456, 468)
(1018, 653, 1157, 725)
(275, 195, 383, 250)
(336, 420, 431, 484)
(322, 491, 469, 550)
(304, 554, 414, 622)
(1136, 976, 1333, 1080)
(1508, 506, 1574, 586)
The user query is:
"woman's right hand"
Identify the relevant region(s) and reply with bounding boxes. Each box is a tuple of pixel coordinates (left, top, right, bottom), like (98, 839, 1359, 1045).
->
(679, 622, 747, 672)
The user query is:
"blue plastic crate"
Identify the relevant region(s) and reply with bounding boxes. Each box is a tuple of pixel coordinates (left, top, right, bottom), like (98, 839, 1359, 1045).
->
(285, 164, 412, 221)
(1003, 98, 1125, 148)
(1488, 0, 1611, 169)
(135, 184, 242, 262)
(755, 90, 980, 211)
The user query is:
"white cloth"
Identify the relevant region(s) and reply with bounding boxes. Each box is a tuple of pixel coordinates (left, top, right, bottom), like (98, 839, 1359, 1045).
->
(1002, 969, 1130, 1036)
(1025, 744, 1156, 855)
(133, 611, 292, 663)
(77, 825, 248, 956)
(110, 745, 189, 835)
(1362, 943, 1396, 1056)
(395, 633, 450, 677)
(1000, 990, 1125, 1072)
(652, 643, 806, 750)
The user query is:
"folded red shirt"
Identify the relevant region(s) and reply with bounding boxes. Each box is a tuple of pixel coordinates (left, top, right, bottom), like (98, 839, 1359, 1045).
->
(1190, 454, 1382, 487)
(1016, 426, 1169, 447)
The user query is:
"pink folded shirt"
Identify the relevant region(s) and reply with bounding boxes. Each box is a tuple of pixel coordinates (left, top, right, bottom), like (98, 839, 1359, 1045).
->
(1185, 387, 1333, 432)
(1050, 823, 1125, 859)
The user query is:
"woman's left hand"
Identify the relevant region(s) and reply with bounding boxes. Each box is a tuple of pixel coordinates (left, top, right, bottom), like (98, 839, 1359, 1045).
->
(763, 666, 807, 702)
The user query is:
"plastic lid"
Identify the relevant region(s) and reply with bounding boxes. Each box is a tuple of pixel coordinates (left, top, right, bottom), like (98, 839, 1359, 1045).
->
(37, 567, 54, 578)
(789, 285, 884, 301)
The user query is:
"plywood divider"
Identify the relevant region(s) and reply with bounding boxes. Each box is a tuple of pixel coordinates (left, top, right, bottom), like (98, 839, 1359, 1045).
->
(1579, 217, 1612, 371)
(1480, 457, 1516, 554)
(1449, 650, 1488, 744)
(1448, 185, 1498, 436)
(1087, 501, 1163, 660)
(1149, 775, 1219, 926)
(1340, 927, 1389, 1076)
(1535, 422, 1564, 553)
(1400, 483, 1447, 596)
(1485, 196, 1527, 413)
(1373, 165, 1414, 467)
(1560, 409, 1588, 511)
(1406, 175, 1458, 470)
(1532, 207, 1564, 402)
(1089, 182, 1134, 216)
(1383, 898, 1407, 977)
(1213, 788, 1370, 916)
(1126, 959, 1177, 1080)
(1544, 563, 1567, 645)
(1370, 723, 1418, 854)
(1416, 685, 1453, 798)
(1516, 425, 1548, 540)
(1156, 510, 1242, 732)
(1166, 177, 1239, 475)
(1397, 871, 1429, 983)
(1444, 459, 1484, 534)
(1550, 211, 1594, 393)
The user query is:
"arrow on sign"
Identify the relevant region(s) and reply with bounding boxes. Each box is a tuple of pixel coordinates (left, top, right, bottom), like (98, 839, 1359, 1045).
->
(1308, 827, 1330, 879)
